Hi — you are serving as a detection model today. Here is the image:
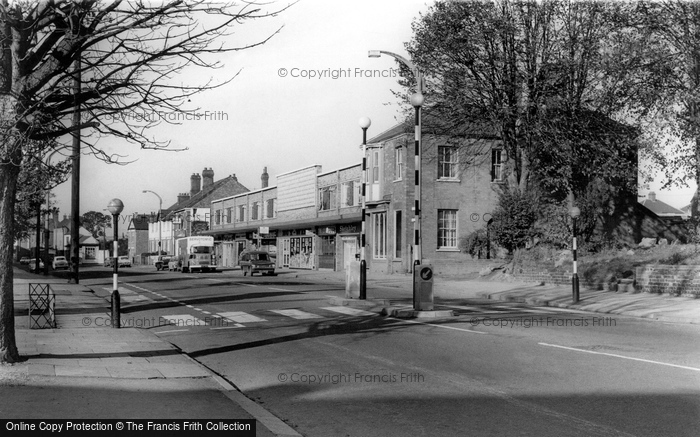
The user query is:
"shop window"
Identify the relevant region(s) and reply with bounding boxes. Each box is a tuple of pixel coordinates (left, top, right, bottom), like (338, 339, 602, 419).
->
(437, 209, 458, 249)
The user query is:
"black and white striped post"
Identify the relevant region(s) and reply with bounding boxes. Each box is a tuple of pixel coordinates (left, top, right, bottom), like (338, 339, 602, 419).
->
(359, 117, 371, 300)
(570, 206, 581, 303)
(107, 198, 124, 328)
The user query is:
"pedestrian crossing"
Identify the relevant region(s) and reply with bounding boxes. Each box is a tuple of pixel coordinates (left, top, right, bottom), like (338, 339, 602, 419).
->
(157, 306, 376, 330)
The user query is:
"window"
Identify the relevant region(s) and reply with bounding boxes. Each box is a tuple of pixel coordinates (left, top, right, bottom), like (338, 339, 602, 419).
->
(252, 202, 260, 220)
(319, 186, 336, 211)
(372, 150, 380, 183)
(395, 147, 404, 180)
(266, 199, 276, 218)
(394, 210, 402, 258)
(438, 146, 458, 179)
(215, 210, 221, 225)
(372, 212, 387, 259)
(238, 205, 246, 222)
(341, 181, 359, 207)
(437, 210, 458, 249)
(226, 207, 232, 224)
(492, 149, 504, 182)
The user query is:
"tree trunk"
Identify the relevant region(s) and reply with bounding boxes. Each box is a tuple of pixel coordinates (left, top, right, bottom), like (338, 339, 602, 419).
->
(692, 137, 700, 219)
(0, 150, 21, 363)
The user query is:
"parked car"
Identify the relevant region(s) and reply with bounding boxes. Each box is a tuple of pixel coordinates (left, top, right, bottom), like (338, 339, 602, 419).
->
(19, 256, 30, 265)
(118, 256, 131, 267)
(155, 256, 171, 271)
(28, 258, 44, 272)
(52, 256, 68, 270)
(239, 250, 275, 276)
(104, 257, 113, 267)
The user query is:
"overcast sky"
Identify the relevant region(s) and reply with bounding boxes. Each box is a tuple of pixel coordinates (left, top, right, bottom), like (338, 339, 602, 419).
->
(50, 0, 694, 219)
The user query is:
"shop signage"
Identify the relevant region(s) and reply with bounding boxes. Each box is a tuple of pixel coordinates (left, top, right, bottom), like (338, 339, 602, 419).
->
(317, 226, 336, 235)
(339, 224, 359, 234)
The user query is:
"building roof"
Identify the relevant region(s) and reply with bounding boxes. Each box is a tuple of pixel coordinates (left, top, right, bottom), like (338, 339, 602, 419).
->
(367, 113, 500, 145)
(127, 214, 151, 231)
(639, 192, 688, 218)
(164, 175, 249, 220)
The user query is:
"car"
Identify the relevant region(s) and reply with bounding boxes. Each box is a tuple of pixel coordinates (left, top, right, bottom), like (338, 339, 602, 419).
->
(20, 256, 30, 265)
(168, 258, 181, 271)
(52, 256, 68, 270)
(155, 256, 171, 271)
(118, 256, 132, 267)
(239, 250, 275, 276)
(28, 258, 44, 272)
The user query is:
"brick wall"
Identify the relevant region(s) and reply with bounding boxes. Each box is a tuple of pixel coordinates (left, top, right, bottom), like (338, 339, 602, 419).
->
(635, 265, 700, 296)
(512, 268, 573, 286)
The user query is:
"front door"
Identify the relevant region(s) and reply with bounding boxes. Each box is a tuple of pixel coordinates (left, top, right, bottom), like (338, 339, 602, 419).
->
(342, 237, 357, 272)
(318, 236, 335, 270)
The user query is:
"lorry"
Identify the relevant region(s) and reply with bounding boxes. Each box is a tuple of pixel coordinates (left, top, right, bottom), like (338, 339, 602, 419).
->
(174, 236, 216, 273)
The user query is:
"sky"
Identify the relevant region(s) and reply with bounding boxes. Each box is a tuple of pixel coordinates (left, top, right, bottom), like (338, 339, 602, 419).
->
(50, 0, 695, 219)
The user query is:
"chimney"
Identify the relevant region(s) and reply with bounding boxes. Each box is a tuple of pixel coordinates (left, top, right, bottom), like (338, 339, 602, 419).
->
(261, 167, 269, 188)
(232, 174, 237, 181)
(202, 167, 215, 189)
(190, 173, 201, 197)
(648, 192, 656, 202)
(178, 192, 191, 204)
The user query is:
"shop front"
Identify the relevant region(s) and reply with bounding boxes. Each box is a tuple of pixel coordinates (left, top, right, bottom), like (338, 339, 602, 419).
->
(338, 223, 360, 272)
(278, 229, 314, 269)
(316, 225, 337, 270)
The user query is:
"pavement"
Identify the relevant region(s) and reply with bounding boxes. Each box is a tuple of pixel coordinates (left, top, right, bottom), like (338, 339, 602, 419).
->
(1, 263, 698, 435)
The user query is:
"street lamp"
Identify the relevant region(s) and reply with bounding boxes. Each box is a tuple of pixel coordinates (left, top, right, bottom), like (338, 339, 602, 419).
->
(358, 116, 371, 300)
(369, 49, 427, 310)
(570, 206, 581, 303)
(107, 198, 124, 328)
(143, 190, 163, 260)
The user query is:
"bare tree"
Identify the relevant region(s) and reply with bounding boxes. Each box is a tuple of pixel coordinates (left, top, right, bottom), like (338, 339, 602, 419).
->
(0, 0, 286, 363)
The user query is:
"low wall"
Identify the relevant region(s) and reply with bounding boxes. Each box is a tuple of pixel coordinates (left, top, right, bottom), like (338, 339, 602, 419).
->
(512, 268, 572, 286)
(635, 265, 700, 296)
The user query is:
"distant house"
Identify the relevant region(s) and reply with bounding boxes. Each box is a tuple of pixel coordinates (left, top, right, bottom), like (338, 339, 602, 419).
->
(127, 214, 151, 264)
(639, 192, 689, 221)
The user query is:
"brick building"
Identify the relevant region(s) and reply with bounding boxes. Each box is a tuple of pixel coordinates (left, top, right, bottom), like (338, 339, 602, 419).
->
(361, 121, 503, 274)
(208, 165, 363, 272)
(148, 167, 249, 257)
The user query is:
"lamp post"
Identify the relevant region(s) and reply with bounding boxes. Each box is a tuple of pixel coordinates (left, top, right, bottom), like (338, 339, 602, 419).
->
(107, 199, 124, 328)
(143, 190, 163, 259)
(570, 206, 581, 303)
(369, 49, 426, 310)
(358, 116, 371, 300)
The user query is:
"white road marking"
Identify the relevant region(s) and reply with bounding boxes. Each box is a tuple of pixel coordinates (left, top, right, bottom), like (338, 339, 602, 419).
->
(206, 278, 227, 282)
(391, 318, 487, 334)
(270, 309, 323, 319)
(268, 287, 293, 292)
(321, 307, 376, 316)
(239, 283, 259, 287)
(157, 329, 189, 334)
(202, 311, 211, 315)
(539, 343, 700, 372)
(441, 304, 502, 314)
(211, 325, 245, 330)
(218, 311, 267, 323)
(186, 305, 194, 308)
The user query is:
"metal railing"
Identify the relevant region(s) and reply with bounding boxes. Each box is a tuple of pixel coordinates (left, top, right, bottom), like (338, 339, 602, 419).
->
(29, 283, 55, 329)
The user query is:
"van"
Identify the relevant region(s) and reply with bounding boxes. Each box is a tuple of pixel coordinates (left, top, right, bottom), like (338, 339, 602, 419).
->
(239, 250, 275, 276)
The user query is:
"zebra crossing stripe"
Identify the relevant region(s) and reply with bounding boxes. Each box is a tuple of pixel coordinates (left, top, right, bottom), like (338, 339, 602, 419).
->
(321, 307, 376, 316)
(218, 311, 267, 323)
(270, 309, 323, 319)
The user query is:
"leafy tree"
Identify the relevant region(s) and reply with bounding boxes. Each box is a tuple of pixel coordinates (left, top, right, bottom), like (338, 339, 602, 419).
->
(81, 211, 111, 243)
(636, 1, 700, 217)
(405, 1, 653, 198)
(0, 0, 285, 363)
(490, 188, 539, 254)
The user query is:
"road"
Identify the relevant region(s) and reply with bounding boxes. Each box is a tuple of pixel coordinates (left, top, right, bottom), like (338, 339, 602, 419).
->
(80, 266, 700, 437)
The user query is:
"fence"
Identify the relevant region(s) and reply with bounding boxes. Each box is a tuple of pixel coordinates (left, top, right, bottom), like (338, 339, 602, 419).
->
(28, 283, 55, 329)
